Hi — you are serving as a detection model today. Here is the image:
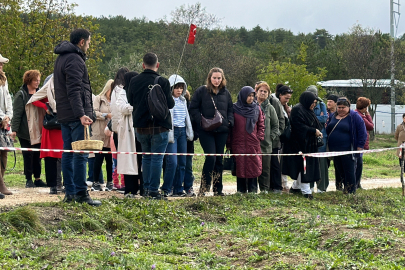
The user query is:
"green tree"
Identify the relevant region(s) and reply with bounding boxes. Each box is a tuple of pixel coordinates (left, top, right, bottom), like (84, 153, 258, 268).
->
(342, 24, 391, 120)
(0, 0, 105, 93)
(258, 45, 327, 105)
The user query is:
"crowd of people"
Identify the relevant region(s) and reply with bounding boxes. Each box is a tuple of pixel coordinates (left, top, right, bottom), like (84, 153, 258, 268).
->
(0, 28, 382, 203)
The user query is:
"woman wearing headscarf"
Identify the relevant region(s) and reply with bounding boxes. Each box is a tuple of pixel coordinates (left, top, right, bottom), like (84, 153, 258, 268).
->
(228, 86, 265, 193)
(282, 91, 323, 199)
(326, 97, 367, 194)
(91, 79, 113, 191)
(0, 54, 13, 197)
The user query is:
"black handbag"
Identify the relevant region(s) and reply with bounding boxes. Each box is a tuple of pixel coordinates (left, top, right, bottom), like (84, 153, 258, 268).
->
(43, 104, 61, 130)
(280, 117, 291, 143)
(201, 95, 223, 131)
(316, 136, 324, 148)
(223, 150, 234, 170)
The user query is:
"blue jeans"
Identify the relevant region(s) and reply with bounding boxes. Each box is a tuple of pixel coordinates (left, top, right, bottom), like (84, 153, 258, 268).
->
(87, 157, 103, 183)
(61, 121, 88, 195)
(162, 127, 187, 194)
(136, 131, 169, 194)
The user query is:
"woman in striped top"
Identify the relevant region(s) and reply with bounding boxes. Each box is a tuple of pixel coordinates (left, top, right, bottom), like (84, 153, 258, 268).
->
(161, 74, 194, 197)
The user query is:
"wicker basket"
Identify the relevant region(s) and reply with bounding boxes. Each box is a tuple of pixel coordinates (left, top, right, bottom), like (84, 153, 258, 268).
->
(71, 126, 104, 151)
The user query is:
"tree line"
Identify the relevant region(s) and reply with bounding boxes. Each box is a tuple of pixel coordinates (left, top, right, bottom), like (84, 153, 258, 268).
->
(2, 0, 405, 108)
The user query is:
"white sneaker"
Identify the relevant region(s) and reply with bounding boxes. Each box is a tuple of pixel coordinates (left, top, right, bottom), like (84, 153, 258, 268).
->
(86, 181, 93, 188)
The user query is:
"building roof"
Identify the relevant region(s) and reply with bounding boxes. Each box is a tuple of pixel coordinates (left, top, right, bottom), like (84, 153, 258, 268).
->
(318, 79, 405, 88)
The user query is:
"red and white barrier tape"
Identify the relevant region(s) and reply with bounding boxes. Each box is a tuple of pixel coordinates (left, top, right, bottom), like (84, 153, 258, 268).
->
(0, 146, 402, 157)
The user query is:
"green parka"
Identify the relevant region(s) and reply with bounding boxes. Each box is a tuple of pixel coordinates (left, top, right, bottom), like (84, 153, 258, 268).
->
(268, 95, 285, 148)
(259, 98, 280, 153)
(11, 85, 30, 141)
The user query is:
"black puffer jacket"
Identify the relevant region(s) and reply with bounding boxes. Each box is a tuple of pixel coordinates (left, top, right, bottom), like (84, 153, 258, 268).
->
(189, 86, 234, 133)
(53, 41, 93, 123)
(127, 69, 174, 130)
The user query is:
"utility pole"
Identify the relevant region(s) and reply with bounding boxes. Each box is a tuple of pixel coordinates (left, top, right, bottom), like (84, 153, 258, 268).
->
(391, 0, 400, 133)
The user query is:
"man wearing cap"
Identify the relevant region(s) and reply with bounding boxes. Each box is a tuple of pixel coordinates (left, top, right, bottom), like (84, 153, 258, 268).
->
(305, 85, 329, 193)
(53, 29, 101, 206)
(0, 54, 13, 198)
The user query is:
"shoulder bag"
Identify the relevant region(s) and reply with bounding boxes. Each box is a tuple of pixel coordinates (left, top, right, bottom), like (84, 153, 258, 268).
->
(201, 95, 223, 131)
(43, 103, 61, 130)
(326, 115, 346, 157)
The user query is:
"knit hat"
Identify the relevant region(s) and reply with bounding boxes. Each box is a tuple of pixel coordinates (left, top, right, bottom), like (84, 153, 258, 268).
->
(306, 85, 322, 101)
(0, 54, 9, 63)
(327, 94, 338, 103)
(306, 85, 318, 95)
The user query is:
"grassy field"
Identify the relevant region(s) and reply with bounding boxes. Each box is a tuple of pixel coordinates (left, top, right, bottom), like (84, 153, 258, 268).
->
(0, 134, 404, 269)
(0, 188, 405, 269)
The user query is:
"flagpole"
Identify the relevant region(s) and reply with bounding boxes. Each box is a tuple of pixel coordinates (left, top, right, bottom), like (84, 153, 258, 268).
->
(174, 24, 193, 84)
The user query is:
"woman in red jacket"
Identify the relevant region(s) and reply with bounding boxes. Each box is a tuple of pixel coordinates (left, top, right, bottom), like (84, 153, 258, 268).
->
(355, 97, 374, 189)
(228, 86, 265, 193)
(27, 75, 63, 194)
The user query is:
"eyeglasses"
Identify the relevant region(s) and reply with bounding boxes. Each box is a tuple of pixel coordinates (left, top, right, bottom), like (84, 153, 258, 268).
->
(337, 98, 350, 106)
(282, 89, 293, 94)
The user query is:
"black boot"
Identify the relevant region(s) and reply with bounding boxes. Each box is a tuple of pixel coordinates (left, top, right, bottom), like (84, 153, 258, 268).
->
(63, 194, 75, 203)
(50, 186, 57, 194)
(289, 187, 301, 194)
(0, 192, 4, 199)
(34, 179, 47, 187)
(25, 179, 35, 188)
(75, 190, 102, 206)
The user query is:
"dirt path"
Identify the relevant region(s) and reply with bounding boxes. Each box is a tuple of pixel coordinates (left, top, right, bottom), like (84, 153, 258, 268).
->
(0, 178, 403, 208)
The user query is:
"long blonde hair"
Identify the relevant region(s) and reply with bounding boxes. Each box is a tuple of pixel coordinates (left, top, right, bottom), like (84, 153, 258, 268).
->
(99, 79, 114, 100)
(0, 71, 6, 86)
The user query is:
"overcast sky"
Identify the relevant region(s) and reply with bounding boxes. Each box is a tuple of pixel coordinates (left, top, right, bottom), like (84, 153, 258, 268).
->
(71, 0, 404, 36)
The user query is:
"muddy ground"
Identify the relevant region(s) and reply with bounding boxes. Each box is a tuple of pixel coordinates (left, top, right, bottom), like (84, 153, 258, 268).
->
(0, 178, 403, 208)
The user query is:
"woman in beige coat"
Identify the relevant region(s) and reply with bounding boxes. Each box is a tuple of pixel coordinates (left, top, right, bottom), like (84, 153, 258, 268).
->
(0, 54, 13, 198)
(395, 113, 405, 166)
(91, 79, 113, 191)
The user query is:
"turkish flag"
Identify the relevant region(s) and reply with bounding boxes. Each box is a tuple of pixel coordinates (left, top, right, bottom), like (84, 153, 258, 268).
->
(187, 24, 197, 44)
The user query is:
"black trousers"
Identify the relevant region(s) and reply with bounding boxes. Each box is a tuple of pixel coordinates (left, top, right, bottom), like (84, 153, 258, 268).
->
(237, 177, 258, 193)
(115, 132, 144, 195)
(270, 148, 283, 190)
(198, 130, 228, 194)
(19, 137, 41, 180)
(334, 154, 356, 194)
(125, 139, 144, 195)
(355, 155, 363, 188)
(93, 147, 112, 184)
(44, 157, 58, 187)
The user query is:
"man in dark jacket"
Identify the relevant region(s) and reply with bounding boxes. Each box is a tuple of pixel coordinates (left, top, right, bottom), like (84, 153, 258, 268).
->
(53, 29, 101, 206)
(127, 53, 174, 199)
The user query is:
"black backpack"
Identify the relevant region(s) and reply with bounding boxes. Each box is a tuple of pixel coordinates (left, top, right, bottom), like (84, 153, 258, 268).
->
(147, 76, 169, 121)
